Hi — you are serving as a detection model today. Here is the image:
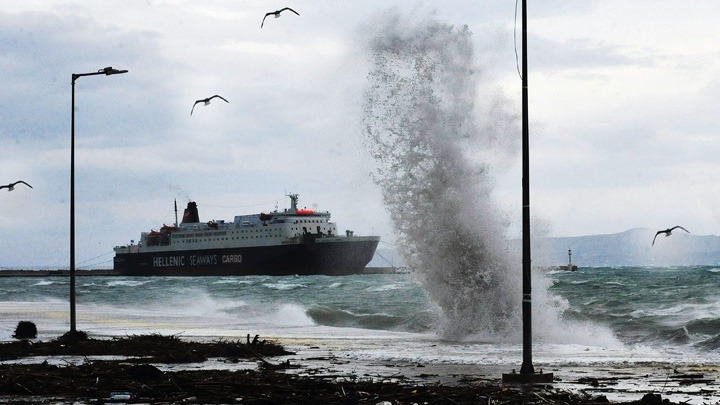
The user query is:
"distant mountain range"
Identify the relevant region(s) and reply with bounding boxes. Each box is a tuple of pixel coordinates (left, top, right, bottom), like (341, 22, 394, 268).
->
(368, 228, 720, 268)
(533, 228, 720, 267)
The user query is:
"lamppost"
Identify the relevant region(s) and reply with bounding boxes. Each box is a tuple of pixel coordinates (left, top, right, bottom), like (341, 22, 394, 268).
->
(502, 0, 553, 384)
(69, 66, 128, 336)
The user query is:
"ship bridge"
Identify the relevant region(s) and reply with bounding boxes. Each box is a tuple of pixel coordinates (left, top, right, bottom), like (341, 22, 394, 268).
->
(115, 193, 348, 253)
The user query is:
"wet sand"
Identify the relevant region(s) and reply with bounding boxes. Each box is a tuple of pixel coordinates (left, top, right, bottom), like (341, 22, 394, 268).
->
(1, 334, 717, 404)
(278, 339, 720, 404)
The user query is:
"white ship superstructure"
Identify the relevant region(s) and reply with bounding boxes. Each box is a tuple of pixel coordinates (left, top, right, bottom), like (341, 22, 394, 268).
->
(113, 194, 379, 276)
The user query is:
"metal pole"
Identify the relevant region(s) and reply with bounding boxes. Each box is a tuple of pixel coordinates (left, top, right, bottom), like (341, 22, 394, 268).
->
(502, 0, 553, 384)
(68, 67, 127, 336)
(70, 75, 77, 333)
(519, 0, 533, 375)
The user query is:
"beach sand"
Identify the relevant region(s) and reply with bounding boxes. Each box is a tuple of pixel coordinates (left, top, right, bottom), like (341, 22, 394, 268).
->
(276, 338, 720, 404)
(1, 334, 718, 404)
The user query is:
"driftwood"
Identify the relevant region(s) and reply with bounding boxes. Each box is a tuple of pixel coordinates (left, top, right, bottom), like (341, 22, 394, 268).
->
(0, 333, 289, 363)
(0, 334, 702, 404)
(0, 361, 634, 404)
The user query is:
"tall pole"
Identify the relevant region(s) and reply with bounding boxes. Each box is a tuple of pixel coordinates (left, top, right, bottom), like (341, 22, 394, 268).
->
(503, 0, 553, 384)
(69, 67, 127, 336)
(70, 76, 77, 333)
(519, 0, 533, 375)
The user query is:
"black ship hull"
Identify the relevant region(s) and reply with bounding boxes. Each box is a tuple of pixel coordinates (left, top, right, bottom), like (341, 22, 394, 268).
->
(113, 237, 380, 276)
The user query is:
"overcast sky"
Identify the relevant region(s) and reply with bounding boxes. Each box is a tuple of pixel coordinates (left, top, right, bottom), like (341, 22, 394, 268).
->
(2, 1, 720, 268)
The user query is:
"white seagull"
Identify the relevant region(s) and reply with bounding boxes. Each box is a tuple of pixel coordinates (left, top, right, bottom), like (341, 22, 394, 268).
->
(652, 225, 690, 246)
(0, 180, 32, 191)
(261, 7, 299, 28)
(191, 95, 229, 115)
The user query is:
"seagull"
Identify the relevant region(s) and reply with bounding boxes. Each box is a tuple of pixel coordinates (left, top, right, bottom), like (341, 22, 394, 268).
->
(190, 95, 229, 115)
(652, 225, 690, 246)
(261, 7, 299, 28)
(0, 180, 32, 191)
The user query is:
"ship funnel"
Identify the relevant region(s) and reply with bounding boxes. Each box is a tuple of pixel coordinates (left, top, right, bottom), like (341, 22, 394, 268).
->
(181, 202, 200, 223)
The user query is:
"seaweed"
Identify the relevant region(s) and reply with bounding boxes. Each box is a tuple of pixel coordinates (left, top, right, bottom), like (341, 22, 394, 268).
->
(0, 333, 290, 363)
(0, 334, 705, 404)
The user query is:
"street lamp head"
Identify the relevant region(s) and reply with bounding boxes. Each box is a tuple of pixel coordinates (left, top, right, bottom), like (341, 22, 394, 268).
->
(99, 66, 128, 75)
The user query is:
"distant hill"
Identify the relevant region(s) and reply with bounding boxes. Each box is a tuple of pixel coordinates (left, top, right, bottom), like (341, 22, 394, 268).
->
(368, 228, 720, 269)
(532, 228, 720, 267)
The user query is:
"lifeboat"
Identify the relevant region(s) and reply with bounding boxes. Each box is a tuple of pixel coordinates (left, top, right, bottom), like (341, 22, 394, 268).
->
(296, 209, 315, 215)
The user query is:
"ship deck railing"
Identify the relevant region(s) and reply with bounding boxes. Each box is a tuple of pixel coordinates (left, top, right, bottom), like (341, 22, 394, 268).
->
(114, 245, 141, 254)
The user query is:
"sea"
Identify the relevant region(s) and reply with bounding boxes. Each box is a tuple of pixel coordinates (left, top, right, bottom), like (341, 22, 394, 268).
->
(1, 266, 720, 402)
(1, 266, 719, 364)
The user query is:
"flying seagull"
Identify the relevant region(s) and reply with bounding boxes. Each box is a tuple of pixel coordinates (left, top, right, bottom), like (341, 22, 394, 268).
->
(191, 95, 229, 115)
(0, 180, 32, 191)
(652, 225, 690, 246)
(261, 7, 299, 28)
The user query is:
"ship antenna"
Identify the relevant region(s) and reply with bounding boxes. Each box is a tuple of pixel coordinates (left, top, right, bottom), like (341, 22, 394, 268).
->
(174, 199, 179, 227)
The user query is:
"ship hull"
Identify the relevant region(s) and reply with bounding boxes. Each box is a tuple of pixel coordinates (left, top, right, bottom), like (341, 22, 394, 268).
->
(113, 237, 380, 276)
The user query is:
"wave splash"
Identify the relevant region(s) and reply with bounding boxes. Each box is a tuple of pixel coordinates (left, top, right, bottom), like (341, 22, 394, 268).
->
(361, 11, 522, 340)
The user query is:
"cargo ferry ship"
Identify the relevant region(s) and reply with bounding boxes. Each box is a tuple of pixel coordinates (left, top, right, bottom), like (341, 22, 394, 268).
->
(113, 194, 380, 276)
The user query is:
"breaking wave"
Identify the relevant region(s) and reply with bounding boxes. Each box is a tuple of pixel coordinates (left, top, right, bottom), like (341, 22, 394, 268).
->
(361, 11, 522, 339)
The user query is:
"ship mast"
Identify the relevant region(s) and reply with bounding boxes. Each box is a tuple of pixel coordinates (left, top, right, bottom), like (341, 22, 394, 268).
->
(287, 193, 299, 213)
(174, 199, 179, 228)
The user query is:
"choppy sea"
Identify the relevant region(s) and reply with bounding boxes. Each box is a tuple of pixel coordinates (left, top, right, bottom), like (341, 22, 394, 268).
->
(2, 266, 719, 367)
(3, 266, 720, 403)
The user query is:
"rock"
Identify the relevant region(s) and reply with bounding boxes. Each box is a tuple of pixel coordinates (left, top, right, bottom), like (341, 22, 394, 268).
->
(12, 321, 37, 339)
(125, 363, 164, 382)
(639, 393, 663, 404)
